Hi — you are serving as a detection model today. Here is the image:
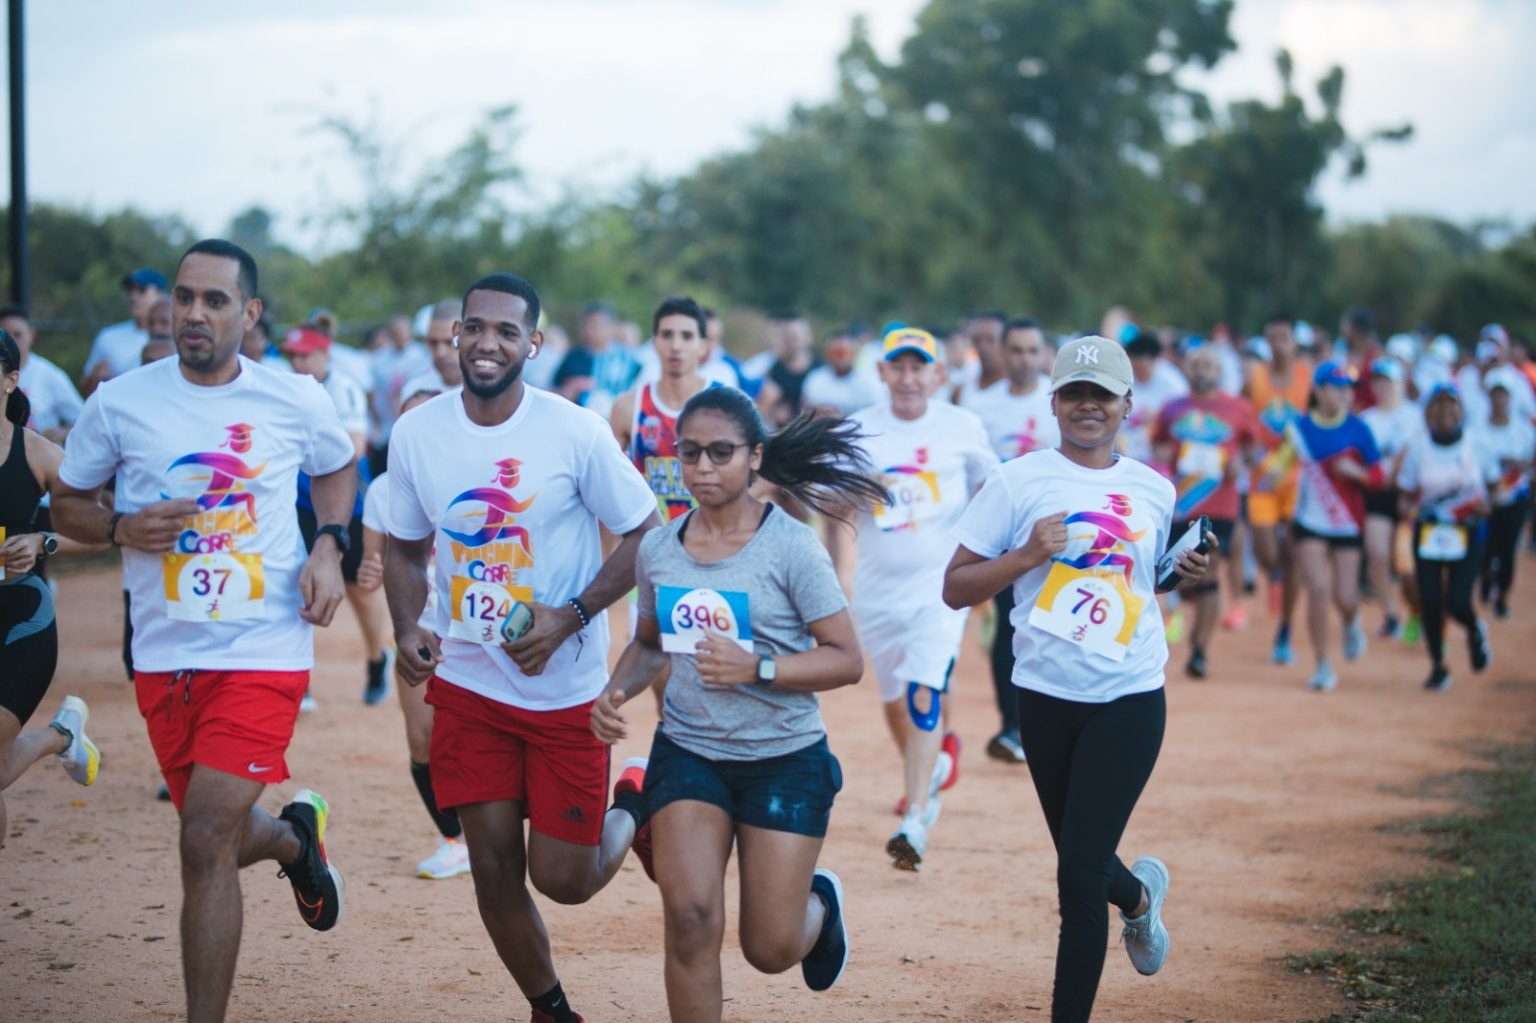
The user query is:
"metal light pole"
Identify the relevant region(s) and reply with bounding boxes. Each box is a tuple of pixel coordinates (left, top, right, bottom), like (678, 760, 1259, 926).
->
(7, 0, 26, 306)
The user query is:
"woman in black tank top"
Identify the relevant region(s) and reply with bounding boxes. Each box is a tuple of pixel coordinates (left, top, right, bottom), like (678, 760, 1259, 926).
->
(1, 329, 102, 855)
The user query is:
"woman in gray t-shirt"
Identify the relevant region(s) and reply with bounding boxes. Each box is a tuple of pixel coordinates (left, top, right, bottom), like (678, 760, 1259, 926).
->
(591, 387, 886, 1015)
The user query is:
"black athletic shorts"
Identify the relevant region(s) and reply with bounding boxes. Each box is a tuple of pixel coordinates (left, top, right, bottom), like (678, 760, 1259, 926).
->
(1290, 520, 1364, 550)
(1363, 489, 1400, 520)
(644, 730, 843, 838)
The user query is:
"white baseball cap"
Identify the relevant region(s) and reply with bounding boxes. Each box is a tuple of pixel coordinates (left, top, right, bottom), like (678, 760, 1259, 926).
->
(1049, 335, 1134, 397)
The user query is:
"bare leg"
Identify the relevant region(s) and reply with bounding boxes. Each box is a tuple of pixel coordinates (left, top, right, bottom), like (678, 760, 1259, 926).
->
(1191, 551, 1223, 653)
(345, 583, 390, 662)
(1298, 539, 1334, 671)
(653, 800, 735, 1023)
(1333, 547, 1364, 625)
(736, 824, 827, 973)
(396, 674, 433, 764)
(900, 690, 944, 814)
(1364, 515, 1399, 624)
(0, 709, 68, 789)
(456, 799, 559, 997)
(526, 810, 636, 905)
(178, 765, 300, 1023)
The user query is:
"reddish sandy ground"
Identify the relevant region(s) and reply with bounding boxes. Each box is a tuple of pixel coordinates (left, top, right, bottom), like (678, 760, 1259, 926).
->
(6, 558, 1535, 1022)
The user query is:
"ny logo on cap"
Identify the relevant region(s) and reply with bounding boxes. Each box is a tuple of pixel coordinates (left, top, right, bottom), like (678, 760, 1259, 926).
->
(1075, 344, 1101, 366)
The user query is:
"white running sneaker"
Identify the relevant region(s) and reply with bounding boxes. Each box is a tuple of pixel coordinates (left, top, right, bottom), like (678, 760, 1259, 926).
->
(416, 836, 471, 879)
(1120, 856, 1171, 975)
(887, 794, 942, 872)
(51, 696, 100, 786)
(299, 689, 318, 714)
(1307, 662, 1338, 693)
(928, 750, 953, 800)
(1343, 617, 1367, 661)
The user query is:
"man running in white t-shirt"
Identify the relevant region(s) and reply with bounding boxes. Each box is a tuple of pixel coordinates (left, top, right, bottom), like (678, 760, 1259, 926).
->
(847, 327, 999, 871)
(385, 272, 662, 1023)
(52, 239, 357, 1023)
(962, 317, 1060, 763)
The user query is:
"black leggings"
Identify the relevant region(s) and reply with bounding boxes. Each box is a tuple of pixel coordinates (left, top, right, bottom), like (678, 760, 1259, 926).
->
(1482, 498, 1529, 602)
(1017, 686, 1166, 1023)
(991, 587, 1019, 734)
(1, 576, 59, 725)
(1414, 525, 1484, 666)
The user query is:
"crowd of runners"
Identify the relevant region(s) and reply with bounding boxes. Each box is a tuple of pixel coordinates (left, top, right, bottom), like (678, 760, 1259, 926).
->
(2, 240, 1532, 1023)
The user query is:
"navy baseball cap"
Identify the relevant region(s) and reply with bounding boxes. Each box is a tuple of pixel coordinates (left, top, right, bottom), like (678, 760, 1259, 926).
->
(122, 267, 168, 291)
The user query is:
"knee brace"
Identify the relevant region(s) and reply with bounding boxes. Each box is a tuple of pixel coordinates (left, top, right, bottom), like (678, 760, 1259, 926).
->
(905, 682, 942, 732)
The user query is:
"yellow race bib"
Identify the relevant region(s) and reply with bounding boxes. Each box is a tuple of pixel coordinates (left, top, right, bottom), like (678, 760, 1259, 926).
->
(163, 551, 265, 622)
(449, 574, 534, 645)
(1028, 561, 1145, 662)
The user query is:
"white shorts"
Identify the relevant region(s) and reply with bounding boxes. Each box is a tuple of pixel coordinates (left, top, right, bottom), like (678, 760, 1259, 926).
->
(856, 608, 968, 703)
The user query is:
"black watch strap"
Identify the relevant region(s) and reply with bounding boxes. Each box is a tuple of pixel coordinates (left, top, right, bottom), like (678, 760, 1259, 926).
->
(316, 523, 351, 555)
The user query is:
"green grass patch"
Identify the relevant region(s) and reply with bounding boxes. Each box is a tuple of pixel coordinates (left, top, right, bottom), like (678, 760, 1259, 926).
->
(1290, 743, 1536, 1022)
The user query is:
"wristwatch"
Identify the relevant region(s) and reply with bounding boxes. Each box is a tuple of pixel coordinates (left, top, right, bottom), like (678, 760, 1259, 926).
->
(40, 533, 59, 558)
(316, 523, 351, 556)
(755, 654, 777, 687)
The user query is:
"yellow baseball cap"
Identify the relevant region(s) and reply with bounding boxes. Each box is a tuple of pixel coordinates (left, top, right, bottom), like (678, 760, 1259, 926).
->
(881, 327, 939, 363)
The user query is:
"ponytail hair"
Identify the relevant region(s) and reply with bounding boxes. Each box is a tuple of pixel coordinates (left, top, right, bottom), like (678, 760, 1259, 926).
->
(677, 387, 890, 520)
(0, 328, 28, 426)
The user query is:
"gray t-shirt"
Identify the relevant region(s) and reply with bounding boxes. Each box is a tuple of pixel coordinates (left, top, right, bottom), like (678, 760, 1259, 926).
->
(637, 505, 848, 760)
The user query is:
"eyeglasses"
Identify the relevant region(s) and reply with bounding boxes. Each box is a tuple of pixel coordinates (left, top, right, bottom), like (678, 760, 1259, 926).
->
(676, 440, 750, 465)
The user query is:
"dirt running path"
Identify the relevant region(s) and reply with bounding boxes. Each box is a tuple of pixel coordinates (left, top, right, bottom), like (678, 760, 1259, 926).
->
(6, 560, 1534, 1022)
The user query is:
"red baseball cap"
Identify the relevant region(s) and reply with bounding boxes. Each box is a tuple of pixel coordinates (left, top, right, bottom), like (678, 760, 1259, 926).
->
(281, 325, 331, 355)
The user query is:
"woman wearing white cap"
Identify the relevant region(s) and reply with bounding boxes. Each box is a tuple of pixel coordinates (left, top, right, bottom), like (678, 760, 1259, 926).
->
(1475, 374, 1535, 618)
(943, 334, 1212, 1023)
(1398, 384, 1491, 691)
(1360, 358, 1424, 639)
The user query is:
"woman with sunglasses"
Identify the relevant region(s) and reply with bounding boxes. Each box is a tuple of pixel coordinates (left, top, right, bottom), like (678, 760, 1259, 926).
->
(1399, 383, 1491, 691)
(943, 335, 1212, 1023)
(591, 386, 886, 1022)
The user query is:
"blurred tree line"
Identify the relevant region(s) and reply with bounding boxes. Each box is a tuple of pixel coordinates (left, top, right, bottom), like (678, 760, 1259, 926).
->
(4, 0, 1534, 377)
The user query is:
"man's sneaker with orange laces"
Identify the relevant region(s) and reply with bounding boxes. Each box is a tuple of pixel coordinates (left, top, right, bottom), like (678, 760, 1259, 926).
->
(277, 789, 344, 931)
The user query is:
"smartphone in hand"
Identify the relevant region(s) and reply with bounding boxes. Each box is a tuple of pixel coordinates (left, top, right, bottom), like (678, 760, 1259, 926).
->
(1155, 515, 1215, 593)
(500, 600, 535, 643)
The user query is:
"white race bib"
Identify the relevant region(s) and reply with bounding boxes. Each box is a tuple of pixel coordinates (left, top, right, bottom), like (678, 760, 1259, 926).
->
(1177, 441, 1226, 480)
(872, 469, 941, 532)
(1416, 523, 1468, 562)
(449, 574, 533, 645)
(163, 552, 265, 623)
(1028, 561, 1145, 662)
(657, 585, 754, 655)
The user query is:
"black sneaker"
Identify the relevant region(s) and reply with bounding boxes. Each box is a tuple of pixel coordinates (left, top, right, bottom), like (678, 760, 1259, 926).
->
(1424, 665, 1451, 692)
(801, 869, 848, 992)
(1493, 600, 1510, 621)
(1469, 621, 1491, 673)
(277, 789, 344, 931)
(363, 653, 391, 706)
(1185, 649, 1207, 680)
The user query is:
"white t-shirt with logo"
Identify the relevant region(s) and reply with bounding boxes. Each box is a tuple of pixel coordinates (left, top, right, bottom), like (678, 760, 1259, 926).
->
(1475, 418, 1535, 507)
(318, 372, 369, 438)
(801, 365, 882, 415)
(59, 357, 356, 673)
(847, 401, 999, 624)
(953, 449, 1175, 703)
(18, 353, 84, 433)
(962, 379, 1061, 461)
(1397, 433, 1488, 522)
(387, 387, 657, 711)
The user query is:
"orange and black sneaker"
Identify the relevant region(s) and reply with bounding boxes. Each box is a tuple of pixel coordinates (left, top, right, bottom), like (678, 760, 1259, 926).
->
(277, 788, 344, 931)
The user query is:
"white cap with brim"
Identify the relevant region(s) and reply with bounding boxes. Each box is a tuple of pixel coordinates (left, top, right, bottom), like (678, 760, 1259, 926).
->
(1049, 335, 1134, 397)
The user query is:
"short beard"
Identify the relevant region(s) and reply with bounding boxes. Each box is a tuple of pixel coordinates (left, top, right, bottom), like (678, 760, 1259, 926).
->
(462, 358, 523, 399)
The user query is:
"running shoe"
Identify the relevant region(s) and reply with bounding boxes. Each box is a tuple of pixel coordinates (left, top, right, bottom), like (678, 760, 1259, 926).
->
(985, 731, 1027, 764)
(1493, 599, 1510, 621)
(802, 868, 849, 992)
(1270, 626, 1294, 667)
(1378, 615, 1400, 639)
(887, 796, 941, 872)
(530, 1011, 585, 1023)
(1120, 855, 1171, 976)
(1220, 603, 1249, 632)
(416, 836, 471, 880)
(1424, 665, 1451, 692)
(277, 789, 344, 931)
(299, 689, 318, 714)
(1343, 617, 1367, 661)
(364, 651, 393, 706)
(614, 757, 654, 882)
(1307, 662, 1338, 693)
(51, 696, 100, 786)
(1185, 649, 1208, 680)
(939, 732, 960, 792)
(1164, 607, 1187, 645)
(1401, 615, 1422, 645)
(1469, 621, 1491, 673)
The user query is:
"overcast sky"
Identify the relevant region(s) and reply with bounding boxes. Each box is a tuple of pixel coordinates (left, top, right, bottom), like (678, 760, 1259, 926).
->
(8, 0, 1533, 252)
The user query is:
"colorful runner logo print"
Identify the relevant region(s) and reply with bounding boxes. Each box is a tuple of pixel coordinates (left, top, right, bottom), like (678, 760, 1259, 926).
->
(163, 423, 266, 520)
(875, 447, 940, 532)
(442, 457, 535, 553)
(1000, 418, 1042, 460)
(1056, 495, 1144, 585)
(160, 423, 268, 622)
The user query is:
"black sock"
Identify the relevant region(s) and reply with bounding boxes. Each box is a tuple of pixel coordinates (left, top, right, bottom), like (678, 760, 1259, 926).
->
(529, 981, 577, 1022)
(367, 657, 385, 688)
(409, 761, 463, 840)
(610, 786, 649, 831)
